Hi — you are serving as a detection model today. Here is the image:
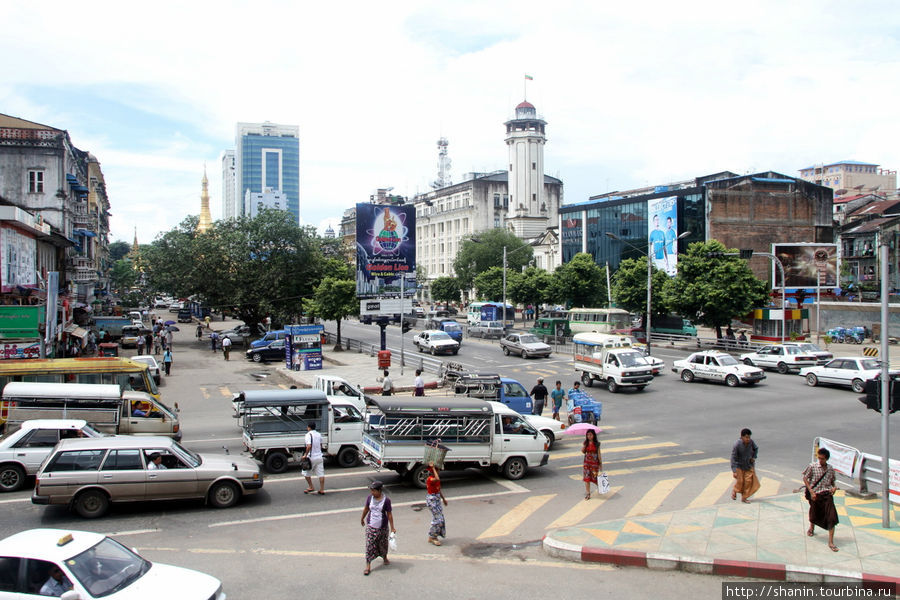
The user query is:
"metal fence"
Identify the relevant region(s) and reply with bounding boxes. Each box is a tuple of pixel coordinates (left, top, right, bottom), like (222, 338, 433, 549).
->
(322, 331, 445, 376)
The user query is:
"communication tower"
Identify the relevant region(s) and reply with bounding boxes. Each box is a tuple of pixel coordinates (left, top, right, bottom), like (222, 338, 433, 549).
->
(431, 137, 452, 190)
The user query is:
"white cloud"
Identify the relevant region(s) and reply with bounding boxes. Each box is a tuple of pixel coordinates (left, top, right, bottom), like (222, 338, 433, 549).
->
(1, 0, 899, 243)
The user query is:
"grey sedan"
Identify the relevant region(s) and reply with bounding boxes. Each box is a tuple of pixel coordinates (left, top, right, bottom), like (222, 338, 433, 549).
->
(500, 333, 552, 358)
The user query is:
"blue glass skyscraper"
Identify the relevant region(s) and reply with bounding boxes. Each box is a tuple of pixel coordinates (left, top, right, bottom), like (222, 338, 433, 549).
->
(234, 122, 300, 222)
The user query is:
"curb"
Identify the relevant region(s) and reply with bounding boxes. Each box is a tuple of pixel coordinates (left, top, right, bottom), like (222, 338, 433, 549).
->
(542, 536, 900, 586)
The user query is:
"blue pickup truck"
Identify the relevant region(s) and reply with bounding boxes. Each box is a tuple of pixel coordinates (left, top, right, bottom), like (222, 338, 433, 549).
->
(453, 374, 532, 414)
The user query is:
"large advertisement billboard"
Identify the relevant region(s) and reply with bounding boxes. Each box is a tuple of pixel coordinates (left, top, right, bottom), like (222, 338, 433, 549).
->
(772, 243, 839, 289)
(356, 204, 416, 298)
(647, 196, 678, 276)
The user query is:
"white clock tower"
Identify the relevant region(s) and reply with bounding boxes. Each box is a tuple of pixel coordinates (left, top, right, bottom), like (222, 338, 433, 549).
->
(505, 101, 549, 238)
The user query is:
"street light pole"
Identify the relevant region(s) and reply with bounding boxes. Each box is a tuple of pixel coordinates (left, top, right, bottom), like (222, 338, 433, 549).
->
(503, 245, 507, 325)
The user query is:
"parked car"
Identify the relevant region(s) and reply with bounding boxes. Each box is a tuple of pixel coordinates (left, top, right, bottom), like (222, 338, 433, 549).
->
(131, 355, 161, 384)
(0, 419, 105, 493)
(245, 338, 286, 363)
(799, 356, 884, 392)
(739, 344, 818, 374)
(249, 329, 286, 349)
(672, 351, 766, 387)
(467, 320, 505, 339)
(0, 528, 225, 599)
(32, 435, 263, 518)
(413, 330, 460, 355)
(119, 326, 148, 349)
(177, 308, 193, 323)
(782, 342, 833, 365)
(499, 333, 552, 359)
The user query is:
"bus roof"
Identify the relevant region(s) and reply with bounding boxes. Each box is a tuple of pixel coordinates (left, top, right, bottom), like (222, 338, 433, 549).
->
(0, 357, 149, 373)
(370, 397, 493, 415)
(2, 382, 123, 400)
(568, 307, 630, 313)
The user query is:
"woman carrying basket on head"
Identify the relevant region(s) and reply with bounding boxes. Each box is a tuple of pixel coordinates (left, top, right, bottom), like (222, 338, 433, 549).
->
(425, 462, 448, 546)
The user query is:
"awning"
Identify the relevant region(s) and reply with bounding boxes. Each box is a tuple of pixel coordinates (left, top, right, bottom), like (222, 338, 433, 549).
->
(63, 324, 89, 338)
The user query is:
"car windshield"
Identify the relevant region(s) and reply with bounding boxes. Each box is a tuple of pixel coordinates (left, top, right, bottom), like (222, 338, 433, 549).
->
(488, 322, 503, 328)
(518, 334, 541, 344)
(171, 440, 201, 467)
(717, 355, 739, 366)
(618, 351, 648, 367)
(799, 344, 822, 352)
(442, 323, 461, 332)
(860, 359, 881, 370)
(67, 537, 151, 597)
(132, 357, 158, 369)
(431, 332, 451, 341)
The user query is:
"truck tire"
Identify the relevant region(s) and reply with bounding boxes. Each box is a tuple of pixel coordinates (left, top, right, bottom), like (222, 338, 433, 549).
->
(264, 451, 289, 474)
(541, 430, 555, 449)
(410, 464, 430, 489)
(0, 464, 25, 493)
(74, 489, 109, 519)
(502, 457, 527, 480)
(606, 378, 618, 393)
(337, 446, 360, 468)
(581, 372, 593, 387)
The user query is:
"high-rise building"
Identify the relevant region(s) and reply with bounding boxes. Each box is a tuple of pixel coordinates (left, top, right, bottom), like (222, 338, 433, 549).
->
(235, 122, 300, 222)
(799, 160, 897, 194)
(221, 149, 235, 220)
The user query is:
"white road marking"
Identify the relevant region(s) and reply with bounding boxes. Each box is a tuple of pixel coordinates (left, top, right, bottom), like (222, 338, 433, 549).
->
(102, 528, 160, 537)
(0, 497, 30, 505)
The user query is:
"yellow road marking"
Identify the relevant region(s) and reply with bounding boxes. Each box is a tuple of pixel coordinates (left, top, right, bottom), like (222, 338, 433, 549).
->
(200, 388, 210, 400)
(567, 457, 728, 479)
(477, 494, 555, 539)
(219, 386, 230, 397)
(277, 384, 288, 389)
(550, 441, 677, 461)
(546, 486, 624, 529)
(753, 476, 780, 499)
(560, 450, 703, 469)
(686, 471, 734, 509)
(625, 477, 683, 517)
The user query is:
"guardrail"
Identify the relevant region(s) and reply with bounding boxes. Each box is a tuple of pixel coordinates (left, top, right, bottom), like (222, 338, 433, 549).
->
(322, 331, 445, 377)
(814, 437, 896, 503)
(858, 453, 898, 503)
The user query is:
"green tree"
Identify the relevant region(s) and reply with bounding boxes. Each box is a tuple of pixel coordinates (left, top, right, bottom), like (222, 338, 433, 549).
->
(108, 241, 131, 262)
(610, 257, 672, 328)
(453, 229, 532, 289)
(473, 267, 510, 302)
(142, 216, 200, 298)
(664, 240, 770, 337)
(430, 276, 461, 304)
(549, 253, 607, 307)
(305, 277, 358, 347)
(508, 266, 553, 319)
(109, 259, 138, 295)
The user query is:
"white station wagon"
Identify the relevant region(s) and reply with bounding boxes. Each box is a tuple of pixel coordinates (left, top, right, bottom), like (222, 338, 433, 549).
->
(739, 344, 818, 374)
(800, 356, 884, 392)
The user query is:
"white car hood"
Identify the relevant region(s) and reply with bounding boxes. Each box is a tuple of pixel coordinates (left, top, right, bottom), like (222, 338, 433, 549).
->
(105, 562, 220, 599)
(525, 414, 565, 433)
(521, 342, 551, 351)
(431, 339, 458, 347)
(201, 453, 259, 473)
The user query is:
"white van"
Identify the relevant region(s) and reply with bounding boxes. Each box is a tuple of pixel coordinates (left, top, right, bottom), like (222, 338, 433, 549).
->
(2, 382, 181, 439)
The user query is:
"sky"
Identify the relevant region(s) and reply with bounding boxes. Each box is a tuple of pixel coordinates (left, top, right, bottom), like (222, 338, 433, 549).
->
(2, 0, 899, 245)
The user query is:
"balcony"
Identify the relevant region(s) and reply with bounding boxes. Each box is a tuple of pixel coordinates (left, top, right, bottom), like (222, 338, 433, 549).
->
(73, 268, 96, 284)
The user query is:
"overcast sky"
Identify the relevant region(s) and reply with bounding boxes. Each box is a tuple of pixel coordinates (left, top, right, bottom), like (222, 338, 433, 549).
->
(2, 0, 898, 245)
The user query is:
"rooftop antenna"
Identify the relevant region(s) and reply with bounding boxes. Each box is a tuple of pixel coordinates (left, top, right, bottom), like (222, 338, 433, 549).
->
(431, 137, 452, 190)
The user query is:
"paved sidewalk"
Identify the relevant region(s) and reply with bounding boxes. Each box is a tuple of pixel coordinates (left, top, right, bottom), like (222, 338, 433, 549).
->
(543, 490, 900, 585)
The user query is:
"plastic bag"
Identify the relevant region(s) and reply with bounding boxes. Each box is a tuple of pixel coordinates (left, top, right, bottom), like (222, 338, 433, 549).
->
(598, 472, 610, 494)
(388, 531, 398, 552)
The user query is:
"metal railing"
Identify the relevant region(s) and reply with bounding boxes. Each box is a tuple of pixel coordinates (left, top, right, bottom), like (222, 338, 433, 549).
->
(322, 331, 445, 376)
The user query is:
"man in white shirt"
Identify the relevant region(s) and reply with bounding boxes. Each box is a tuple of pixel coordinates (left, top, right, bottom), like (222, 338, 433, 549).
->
(40, 565, 73, 596)
(414, 369, 425, 396)
(147, 452, 167, 470)
(302, 422, 325, 495)
(382, 370, 393, 396)
(221, 335, 232, 361)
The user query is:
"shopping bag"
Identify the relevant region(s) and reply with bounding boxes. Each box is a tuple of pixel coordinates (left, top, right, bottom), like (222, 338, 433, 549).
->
(598, 472, 610, 494)
(388, 531, 398, 552)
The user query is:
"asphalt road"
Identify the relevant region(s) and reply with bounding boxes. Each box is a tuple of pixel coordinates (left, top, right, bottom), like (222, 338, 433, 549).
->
(1, 317, 896, 598)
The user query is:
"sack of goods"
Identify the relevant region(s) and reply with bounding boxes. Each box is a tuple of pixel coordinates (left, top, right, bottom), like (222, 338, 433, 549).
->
(423, 440, 451, 469)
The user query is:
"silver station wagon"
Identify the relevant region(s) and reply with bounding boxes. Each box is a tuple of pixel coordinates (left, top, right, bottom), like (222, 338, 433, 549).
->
(32, 436, 262, 518)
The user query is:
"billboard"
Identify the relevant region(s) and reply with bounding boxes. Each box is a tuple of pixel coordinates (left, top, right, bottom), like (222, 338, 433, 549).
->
(356, 204, 416, 298)
(647, 196, 678, 276)
(772, 243, 839, 289)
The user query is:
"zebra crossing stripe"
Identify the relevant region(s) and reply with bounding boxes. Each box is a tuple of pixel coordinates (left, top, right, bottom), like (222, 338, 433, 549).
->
(753, 476, 780, 499)
(547, 486, 624, 529)
(625, 478, 683, 517)
(219, 386, 230, 397)
(551, 441, 677, 461)
(477, 494, 555, 539)
(685, 471, 734, 509)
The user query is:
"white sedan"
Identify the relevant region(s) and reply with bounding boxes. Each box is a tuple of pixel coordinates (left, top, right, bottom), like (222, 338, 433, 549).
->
(0, 528, 224, 599)
(799, 357, 883, 392)
(131, 355, 161, 384)
(672, 351, 766, 387)
(739, 344, 818, 374)
(523, 413, 567, 449)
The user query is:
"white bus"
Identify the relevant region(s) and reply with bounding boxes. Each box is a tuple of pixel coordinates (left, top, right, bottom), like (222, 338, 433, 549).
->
(568, 308, 632, 334)
(466, 301, 515, 328)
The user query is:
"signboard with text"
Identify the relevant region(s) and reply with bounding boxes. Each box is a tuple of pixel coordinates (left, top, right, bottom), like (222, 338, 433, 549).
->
(356, 203, 416, 298)
(285, 324, 323, 371)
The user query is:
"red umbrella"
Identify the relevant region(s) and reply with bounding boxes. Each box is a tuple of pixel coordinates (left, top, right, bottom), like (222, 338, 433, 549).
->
(563, 423, 603, 435)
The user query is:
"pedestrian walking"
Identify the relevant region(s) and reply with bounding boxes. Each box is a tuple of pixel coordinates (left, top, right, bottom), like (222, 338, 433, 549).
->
(550, 380, 565, 421)
(136, 334, 145, 355)
(222, 336, 232, 360)
(302, 423, 325, 495)
(205, 315, 211, 329)
(144, 333, 153, 353)
(582, 430, 602, 500)
(803, 447, 839, 552)
(153, 332, 161, 355)
(425, 463, 448, 546)
(162, 348, 173, 376)
(413, 369, 424, 396)
(731, 428, 760, 503)
(196, 324, 203, 341)
(360, 480, 395, 576)
(381, 370, 393, 396)
(530, 377, 548, 415)
(210, 331, 219, 352)
(165, 327, 173, 349)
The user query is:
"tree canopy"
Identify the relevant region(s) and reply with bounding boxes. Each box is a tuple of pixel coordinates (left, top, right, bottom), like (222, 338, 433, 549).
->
(304, 276, 358, 345)
(430, 276, 461, 304)
(473, 267, 508, 301)
(610, 256, 671, 322)
(508, 266, 553, 310)
(108, 241, 131, 262)
(453, 229, 532, 289)
(549, 252, 608, 308)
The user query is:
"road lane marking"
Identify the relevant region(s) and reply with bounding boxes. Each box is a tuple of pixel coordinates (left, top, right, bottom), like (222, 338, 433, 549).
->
(209, 488, 525, 528)
(546, 486, 624, 529)
(565, 457, 729, 477)
(0, 497, 30, 504)
(477, 494, 555, 539)
(625, 477, 683, 517)
(218, 386, 231, 397)
(754, 476, 780, 499)
(101, 528, 160, 537)
(200, 388, 210, 400)
(486, 475, 530, 493)
(685, 471, 735, 509)
(182, 436, 242, 444)
(550, 441, 677, 461)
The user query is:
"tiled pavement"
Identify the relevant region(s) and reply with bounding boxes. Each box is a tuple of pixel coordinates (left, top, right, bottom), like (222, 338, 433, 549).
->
(544, 491, 900, 584)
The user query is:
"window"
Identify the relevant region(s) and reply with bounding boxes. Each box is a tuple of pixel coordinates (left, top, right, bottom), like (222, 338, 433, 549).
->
(532, 162, 536, 170)
(532, 193, 536, 203)
(0, 557, 19, 592)
(15, 429, 59, 448)
(509, 164, 513, 171)
(102, 449, 144, 471)
(46, 449, 106, 472)
(28, 170, 43, 193)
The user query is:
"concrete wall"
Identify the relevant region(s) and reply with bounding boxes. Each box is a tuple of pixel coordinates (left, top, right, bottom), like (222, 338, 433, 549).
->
(811, 301, 900, 338)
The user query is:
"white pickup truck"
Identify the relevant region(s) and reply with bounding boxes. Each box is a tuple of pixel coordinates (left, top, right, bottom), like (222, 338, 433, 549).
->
(313, 374, 369, 411)
(572, 333, 654, 393)
(361, 396, 549, 488)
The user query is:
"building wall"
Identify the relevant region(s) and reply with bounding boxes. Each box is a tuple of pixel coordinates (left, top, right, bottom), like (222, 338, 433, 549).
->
(800, 162, 896, 193)
(235, 122, 300, 223)
(221, 150, 235, 220)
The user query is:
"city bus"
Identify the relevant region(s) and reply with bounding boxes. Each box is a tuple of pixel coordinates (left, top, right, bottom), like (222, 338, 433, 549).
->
(466, 301, 515, 329)
(567, 308, 632, 334)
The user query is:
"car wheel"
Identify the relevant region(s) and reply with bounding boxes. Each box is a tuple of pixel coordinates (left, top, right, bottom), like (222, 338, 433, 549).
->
(410, 464, 430, 489)
(503, 346, 510, 356)
(852, 378, 866, 394)
(417, 344, 422, 353)
(252, 353, 263, 363)
(581, 372, 593, 387)
(74, 489, 110, 519)
(337, 446, 360, 468)
(725, 374, 739, 387)
(681, 370, 695, 383)
(742, 358, 754, 366)
(0, 464, 25, 493)
(776, 362, 789, 375)
(430, 347, 436, 356)
(607, 378, 618, 393)
(209, 480, 240, 509)
(541, 431, 555, 449)
(452, 349, 459, 355)
(806, 373, 818, 387)
(503, 457, 527, 480)
(264, 451, 288, 474)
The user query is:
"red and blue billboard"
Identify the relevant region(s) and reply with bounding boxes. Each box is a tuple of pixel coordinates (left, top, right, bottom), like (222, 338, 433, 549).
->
(356, 203, 416, 298)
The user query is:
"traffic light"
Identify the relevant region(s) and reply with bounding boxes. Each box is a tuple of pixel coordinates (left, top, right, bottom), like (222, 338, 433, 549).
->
(401, 321, 412, 334)
(859, 378, 900, 414)
(740, 249, 754, 260)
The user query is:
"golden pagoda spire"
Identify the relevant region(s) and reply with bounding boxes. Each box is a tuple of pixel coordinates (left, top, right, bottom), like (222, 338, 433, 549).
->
(131, 227, 139, 253)
(198, 164, 212, 233)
